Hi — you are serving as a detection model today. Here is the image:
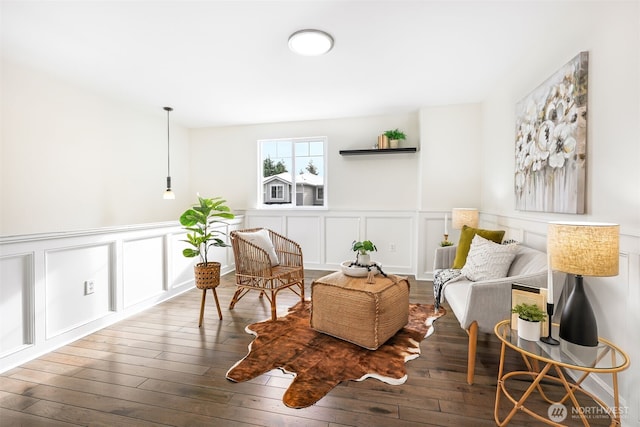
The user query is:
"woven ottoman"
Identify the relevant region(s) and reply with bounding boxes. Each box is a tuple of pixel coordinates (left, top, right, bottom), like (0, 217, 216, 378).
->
(310, 271, 410, 350)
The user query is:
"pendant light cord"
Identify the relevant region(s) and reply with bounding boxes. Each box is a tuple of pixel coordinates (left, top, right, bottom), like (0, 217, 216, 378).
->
(165, 107, 172, 177)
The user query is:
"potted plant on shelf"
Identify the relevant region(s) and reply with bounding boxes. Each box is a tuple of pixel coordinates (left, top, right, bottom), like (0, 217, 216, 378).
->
(351, 240, 377, 266)
(511, 302, 546, 341)
(180, 196, 235, 290)
(383, 128, 406, 149)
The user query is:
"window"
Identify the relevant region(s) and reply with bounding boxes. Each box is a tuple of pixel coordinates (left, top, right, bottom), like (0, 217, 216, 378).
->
(271, 185, 284, 200)
(259, 137, 327, 208)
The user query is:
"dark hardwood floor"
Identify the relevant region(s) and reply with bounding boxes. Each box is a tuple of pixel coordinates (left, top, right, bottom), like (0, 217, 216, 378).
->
(0, 270, 610, 426)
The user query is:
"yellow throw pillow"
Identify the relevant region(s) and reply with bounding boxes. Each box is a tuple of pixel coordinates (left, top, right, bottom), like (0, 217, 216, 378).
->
(452, 225, 505, 269)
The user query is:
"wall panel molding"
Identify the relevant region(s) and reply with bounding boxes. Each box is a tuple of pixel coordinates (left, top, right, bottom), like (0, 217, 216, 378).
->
(0, 253, 34, 358)
(0, 218, 243, 373)
(246, 210, 418, 273)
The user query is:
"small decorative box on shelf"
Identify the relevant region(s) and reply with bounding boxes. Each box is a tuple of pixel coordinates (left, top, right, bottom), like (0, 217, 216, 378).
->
(339, 147, 418, 156)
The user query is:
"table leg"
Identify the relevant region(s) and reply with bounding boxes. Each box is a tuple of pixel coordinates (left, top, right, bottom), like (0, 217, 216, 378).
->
(612, 372, 621, 426)
(496, 359, 554, 426)
(521, 353, 559, 404)
(553, 365, 590, 426)
(610, 350, 621, 426)
(494, 341, 507, 425)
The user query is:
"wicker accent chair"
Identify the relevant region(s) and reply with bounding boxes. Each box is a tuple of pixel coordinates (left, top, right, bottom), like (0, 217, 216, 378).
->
(229, 228, 305, 320)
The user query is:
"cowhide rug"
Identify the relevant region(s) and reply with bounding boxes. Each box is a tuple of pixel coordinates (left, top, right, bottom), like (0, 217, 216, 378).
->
(226, 300, 446, 408)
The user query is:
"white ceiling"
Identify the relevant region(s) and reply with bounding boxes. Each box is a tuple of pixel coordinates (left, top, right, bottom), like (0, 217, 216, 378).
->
(2, 1, 577, 128)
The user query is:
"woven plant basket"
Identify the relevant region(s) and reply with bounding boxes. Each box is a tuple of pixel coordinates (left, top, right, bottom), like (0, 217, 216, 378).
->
(194, 262, 221, 289)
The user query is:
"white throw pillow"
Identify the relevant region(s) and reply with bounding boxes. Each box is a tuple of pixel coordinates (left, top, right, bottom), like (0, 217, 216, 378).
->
(461, 234, 517, 281)
(236, 229, 279, 266)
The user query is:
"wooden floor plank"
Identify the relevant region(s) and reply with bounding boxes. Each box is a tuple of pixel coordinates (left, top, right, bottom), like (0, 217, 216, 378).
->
(0, 407, 80, 427)
(22, 400, 167, 427)
(1, 269, 605, 426)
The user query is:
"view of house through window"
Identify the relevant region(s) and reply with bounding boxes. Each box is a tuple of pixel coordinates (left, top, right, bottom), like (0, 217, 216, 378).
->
(259, 137, 326, 208)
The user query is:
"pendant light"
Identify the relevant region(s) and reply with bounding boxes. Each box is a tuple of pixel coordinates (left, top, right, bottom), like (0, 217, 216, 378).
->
(163, 106, 175, 200)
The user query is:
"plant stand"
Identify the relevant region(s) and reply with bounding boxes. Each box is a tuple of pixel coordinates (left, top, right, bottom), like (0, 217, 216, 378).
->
(195, 262, 222, 326)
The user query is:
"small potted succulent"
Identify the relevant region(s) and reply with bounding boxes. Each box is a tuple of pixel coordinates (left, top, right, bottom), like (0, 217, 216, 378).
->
(511, 303, 546, 341)
(351, 240, 377, 266)
(383, 129, 406, 148)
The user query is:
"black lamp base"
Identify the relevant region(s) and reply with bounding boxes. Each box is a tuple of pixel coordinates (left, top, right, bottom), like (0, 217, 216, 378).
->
(559, 275, 598, 347)
(540, 303, 559, 345)
(540, 336, 559, 345)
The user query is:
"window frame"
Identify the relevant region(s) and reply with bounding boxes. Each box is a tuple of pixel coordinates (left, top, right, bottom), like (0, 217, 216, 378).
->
(271, 184, 284, 200)
(258, 136, 328, 210)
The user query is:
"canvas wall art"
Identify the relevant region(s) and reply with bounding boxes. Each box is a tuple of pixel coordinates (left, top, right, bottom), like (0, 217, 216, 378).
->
(514, 51, 588, 213)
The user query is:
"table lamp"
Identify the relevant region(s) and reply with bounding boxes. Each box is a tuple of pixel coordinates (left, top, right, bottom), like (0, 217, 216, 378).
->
(547, 222, 619, 347)
(452, 208, 479, 229)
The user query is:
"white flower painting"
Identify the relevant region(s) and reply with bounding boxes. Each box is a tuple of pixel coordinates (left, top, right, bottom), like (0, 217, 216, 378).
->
(514, 52, 588, 213)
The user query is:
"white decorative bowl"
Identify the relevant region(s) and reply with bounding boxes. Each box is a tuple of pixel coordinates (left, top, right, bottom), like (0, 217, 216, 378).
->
(340, 260, 381, 277)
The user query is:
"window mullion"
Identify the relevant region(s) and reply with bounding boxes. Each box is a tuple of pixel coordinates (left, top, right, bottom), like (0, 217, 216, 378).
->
(291, 140, 296, 205)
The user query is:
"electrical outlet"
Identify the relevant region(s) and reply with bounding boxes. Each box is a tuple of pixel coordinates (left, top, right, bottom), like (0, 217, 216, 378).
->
(84, 280, 95, 295)
(389, 243, 396, 252)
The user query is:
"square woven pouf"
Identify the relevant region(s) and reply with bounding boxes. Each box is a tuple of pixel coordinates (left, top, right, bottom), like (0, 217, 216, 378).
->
(310, 271, 410, 350)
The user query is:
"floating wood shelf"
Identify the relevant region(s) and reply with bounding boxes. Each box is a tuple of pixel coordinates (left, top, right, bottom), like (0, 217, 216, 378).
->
(339, 147, 418, 156)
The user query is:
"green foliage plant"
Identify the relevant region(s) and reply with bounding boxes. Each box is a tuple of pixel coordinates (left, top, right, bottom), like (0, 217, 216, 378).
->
(351, 240, 378, 255)
(263, 156, 288, 177)
(383, 128, 407, 140)
(511, 303, 547, 322)
(180, 196, 235, 265)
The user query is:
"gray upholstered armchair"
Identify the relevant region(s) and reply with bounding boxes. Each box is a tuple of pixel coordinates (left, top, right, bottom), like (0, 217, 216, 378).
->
(433, 243, 564, 384)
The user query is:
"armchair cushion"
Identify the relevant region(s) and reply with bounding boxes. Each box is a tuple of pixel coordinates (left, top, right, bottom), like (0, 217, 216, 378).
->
(460, 235, 518, 281)
(236, 229, 279, 266)
(452, 225, 505, 268)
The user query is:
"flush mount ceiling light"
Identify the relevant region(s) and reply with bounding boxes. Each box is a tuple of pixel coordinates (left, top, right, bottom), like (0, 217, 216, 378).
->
(288, 29, 334, 56)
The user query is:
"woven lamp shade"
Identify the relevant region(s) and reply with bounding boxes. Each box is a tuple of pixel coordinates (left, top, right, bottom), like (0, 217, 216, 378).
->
(548, 222, 619, 277)
(452, 208, 479, 229)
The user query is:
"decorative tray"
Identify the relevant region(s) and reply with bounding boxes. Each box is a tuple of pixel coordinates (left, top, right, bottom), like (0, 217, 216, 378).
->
(340, 260, 381, 277)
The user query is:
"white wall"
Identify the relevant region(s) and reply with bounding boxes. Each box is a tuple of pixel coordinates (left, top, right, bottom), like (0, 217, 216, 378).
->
(187, 104, 486, 278)
(418, 104, 482, 211)
(481, 2, 640, 229)
(481, 1, 640, 423)
(0, 59, 190, 236)
(188, 113, 421, 211)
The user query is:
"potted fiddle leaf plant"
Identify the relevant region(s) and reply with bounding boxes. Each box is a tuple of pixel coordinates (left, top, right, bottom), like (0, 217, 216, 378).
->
(511, 302, 546, 341)
(180, 196, 235, 290)
(351, 240, 377, 266)
(383, 128, 406, 149)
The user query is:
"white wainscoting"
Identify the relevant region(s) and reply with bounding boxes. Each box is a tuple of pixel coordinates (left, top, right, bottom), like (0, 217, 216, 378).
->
(0, 253, 33, 356)
(0, 217, 243, 373)
(244, 210, 417, 275)
(45, 243, 112, 339)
